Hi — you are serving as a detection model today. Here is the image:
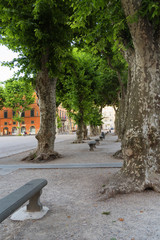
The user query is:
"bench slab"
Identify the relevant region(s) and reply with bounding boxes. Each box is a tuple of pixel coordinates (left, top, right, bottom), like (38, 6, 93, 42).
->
(88, 141, 96, 151)
(0, 178, 47, 223)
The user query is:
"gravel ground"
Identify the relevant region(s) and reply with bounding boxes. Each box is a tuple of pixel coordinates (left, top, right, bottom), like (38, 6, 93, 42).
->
(0, 134, 160, 240)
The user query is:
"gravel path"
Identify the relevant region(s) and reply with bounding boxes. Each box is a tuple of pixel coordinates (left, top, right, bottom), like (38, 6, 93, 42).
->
(0, 134, 160, 240)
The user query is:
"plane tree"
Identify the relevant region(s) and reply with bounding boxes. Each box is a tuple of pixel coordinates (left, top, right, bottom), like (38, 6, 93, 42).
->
(72, 0, 160, 197)
(0, 0, 73, 161)
(72, 6, 128, 139)
(57, 49, 102, 142)
(57, 48, 119, 140)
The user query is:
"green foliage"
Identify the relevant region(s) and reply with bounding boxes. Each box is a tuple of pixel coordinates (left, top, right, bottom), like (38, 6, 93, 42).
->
(4, 78, 35, 124)
(0, 84, 5, 110)
(72, 0, 160, 49)
(138, 0, 160, 28)
(57, 48, 115, 128)
(0, 0, 74, 78)
(71, 0, 128, 112)
(102, 211, 110, 215)
(56, 113, 62, 129)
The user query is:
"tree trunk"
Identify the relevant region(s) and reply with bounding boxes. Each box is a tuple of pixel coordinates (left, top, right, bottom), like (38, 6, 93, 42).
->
(90, 125, 100, 136)
(74, 123, 84, 143)
(101, 0, 160, 198)
(23, 53, 60, 162)
(74, 108, 85, 143)
(115, 94, 126, 140)
(82, 124, 89, 140)
(35, 72, 59, 159)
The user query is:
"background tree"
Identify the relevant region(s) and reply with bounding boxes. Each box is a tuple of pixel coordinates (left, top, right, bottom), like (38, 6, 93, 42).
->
(0, 84, 5, 110)
(4, 79, 35, 135)
(0, 0, 73, 161)
(72, 0, 160, 197)
(71, 3, 128, 139)
(57, 49, 100, 142)
(57, 48, 119, 140)
(92, 58, 120, 133)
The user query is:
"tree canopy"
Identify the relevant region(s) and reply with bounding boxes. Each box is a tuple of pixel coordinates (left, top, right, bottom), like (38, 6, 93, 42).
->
(0, 0, 73, 76)
(57, 48, 119, 140)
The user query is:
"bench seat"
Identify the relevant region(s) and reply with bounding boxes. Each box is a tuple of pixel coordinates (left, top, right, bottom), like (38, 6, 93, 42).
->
(0, 178, 47, 223)
(88, 140, 96, 151)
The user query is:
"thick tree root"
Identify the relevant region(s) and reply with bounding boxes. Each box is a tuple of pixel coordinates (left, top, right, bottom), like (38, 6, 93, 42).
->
(113, 149, 123, 159)
(99, 170, 160, 200)
(83, 137, 91, 140)
(22, 151, 61, 163)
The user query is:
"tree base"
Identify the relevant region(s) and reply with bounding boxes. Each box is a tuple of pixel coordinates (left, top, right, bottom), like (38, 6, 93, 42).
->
(113, 149, 123, 159)
(99, 170, 160, 199)
(83, 137, 91, 140)
(22, 151, 61, 163)
(72, 140, 85, 144)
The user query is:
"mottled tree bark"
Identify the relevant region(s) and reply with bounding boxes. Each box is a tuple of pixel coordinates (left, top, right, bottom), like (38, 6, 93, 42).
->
(102, 0, 160, 197)
(82, 124, 89, 140)
(74, 122, 84, 143)
(23, 53, 60, 162)
(90, 125, 100, 136)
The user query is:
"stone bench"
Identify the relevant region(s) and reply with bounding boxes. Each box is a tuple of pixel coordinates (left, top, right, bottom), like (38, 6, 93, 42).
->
(99, 135, 103, 141)
(0, 178, 48, 223)
(88, 140, 96, 151)
(101, 132, 105, 139)
(95, 138, 100, 145)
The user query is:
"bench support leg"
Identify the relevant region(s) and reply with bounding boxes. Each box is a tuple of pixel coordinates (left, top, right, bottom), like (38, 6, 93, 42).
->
(27, 190, 43, 212)
(89, 146, 94, 151)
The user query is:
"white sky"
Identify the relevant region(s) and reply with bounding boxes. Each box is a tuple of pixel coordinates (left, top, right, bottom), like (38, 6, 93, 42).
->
(0, 45, 18, 83)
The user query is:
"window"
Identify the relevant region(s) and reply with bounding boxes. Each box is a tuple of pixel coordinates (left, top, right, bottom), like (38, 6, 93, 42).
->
(12, 111, 15, 117)
(13, 122, 16, 125)
(3, 127, 8, 135)
(31, 120, 34, 124)
(21, 127, 26, 134)
(22, 121, 25, 124)
(21, 111, 25, 117)
(30, 126, 35, 134)
(4, 111, 8, 118)
(4, 122, 8, 125)
(30, 109, 34, 117)
(12, 127, 17, 135)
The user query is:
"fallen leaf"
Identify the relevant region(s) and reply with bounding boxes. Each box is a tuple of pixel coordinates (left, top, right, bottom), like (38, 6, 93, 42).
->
(140, 211, 143, 213)
(102, 211, 110, 215)
(118, 218, 124, 221)
(67, 216, 71, 218)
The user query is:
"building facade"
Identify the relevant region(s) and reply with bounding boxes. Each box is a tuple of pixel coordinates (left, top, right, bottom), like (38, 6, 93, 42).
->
(0, 99, 77, 136)
(57, 105, 77, 133)
(102, 106, 115, 131)
(0, 102, 40, 136)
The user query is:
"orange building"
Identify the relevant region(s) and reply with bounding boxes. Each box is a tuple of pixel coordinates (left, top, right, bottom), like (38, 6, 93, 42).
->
(0, 98, 77, 136)
(0, 100, 40, 136)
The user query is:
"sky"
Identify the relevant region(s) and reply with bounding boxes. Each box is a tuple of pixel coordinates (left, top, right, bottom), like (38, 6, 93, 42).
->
(0, 45, 18, 83)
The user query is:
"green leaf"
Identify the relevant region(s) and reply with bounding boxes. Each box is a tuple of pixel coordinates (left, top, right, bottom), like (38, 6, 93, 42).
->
(102, 211, 110, 215)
